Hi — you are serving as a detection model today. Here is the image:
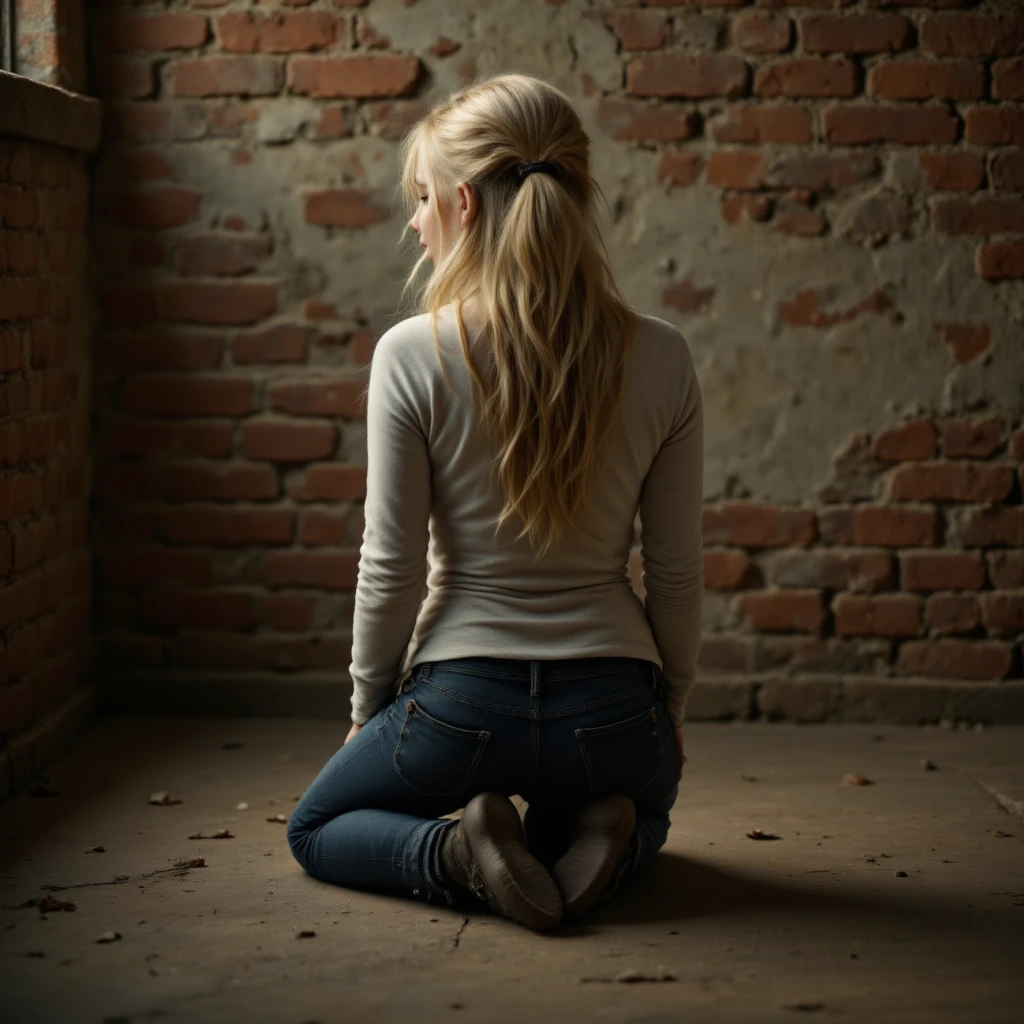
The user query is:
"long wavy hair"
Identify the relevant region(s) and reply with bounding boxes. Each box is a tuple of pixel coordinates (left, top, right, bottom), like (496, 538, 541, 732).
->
(385, 72, 638, 562)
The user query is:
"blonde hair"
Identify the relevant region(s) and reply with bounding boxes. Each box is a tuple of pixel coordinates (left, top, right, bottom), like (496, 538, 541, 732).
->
(387, 72, 638, 561)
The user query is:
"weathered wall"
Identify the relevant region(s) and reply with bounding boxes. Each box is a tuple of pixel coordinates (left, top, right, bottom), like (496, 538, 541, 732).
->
(0, 67, 101, 800)
(86, 0, 1024, 723)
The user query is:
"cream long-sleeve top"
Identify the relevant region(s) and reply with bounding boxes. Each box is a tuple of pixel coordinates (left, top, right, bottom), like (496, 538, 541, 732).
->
(347, 305, 704, 728)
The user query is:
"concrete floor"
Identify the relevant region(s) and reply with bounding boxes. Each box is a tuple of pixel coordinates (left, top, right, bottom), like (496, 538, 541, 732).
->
(1, 717, 1023, 1024)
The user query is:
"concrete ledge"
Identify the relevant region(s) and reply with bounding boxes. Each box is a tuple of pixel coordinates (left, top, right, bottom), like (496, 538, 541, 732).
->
(0, 685, 97, 802)
(0, 69, 102, 153)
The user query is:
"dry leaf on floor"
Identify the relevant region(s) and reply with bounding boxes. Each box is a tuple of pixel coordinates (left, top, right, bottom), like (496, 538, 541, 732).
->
(783, 1001, 825, 1012)
(236, 802, 249, 811)
(187, 832, 204, 840)
(297, 930, 316, 938)
(95, 931, 121, 944)
(187, 858, 205, 868)
(36, 896, 76, 913)
(740, 775, 759, 782)
(266, 814, 288, 824)
(149, 792, 182, 805)
(26, 950, 45, 958)
(921, 759, 937, 771)
(746, 829, 780, 841)
(615, 966, 677, 983)
(213, 829, 234, 839)
(86, 845, 105, 853)
(843, 774, 873, 786)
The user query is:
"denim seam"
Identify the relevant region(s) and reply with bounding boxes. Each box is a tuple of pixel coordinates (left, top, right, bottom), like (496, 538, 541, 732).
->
(406, 679, 653, 718)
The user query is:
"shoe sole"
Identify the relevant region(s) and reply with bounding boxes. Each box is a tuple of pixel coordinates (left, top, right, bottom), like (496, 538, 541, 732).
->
(461, 793, 563, 931)
(551, 793, 637, 921)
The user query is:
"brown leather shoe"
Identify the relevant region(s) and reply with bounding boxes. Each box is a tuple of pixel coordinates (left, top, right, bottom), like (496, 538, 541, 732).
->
(551, 792, 637, 921)
(439, 792, 563, 931)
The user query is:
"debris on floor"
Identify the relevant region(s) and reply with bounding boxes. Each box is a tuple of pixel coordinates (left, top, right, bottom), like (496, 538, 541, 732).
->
(149, 791, 182, 805)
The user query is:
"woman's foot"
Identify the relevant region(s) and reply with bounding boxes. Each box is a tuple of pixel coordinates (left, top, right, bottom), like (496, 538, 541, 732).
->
(439, 792, 563, 931)
(550, 792, 637, 922)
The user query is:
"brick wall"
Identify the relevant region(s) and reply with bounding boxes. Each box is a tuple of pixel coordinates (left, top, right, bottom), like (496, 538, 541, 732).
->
(1, 68, 101, 800)
(87, 0, 1023, 724)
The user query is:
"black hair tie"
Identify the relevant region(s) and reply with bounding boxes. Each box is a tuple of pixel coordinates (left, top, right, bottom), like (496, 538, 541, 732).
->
(516, 160, 558, 183)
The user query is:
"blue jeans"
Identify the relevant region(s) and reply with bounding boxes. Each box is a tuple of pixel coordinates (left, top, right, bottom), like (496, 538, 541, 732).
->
(287, 656, 681, 909)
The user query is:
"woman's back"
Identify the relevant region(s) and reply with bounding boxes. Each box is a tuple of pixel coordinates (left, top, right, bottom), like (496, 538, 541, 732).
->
(349, 306, 704, 729)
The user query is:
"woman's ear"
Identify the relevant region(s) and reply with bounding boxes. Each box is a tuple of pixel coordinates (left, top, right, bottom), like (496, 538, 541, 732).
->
(458, 183, 476, 227)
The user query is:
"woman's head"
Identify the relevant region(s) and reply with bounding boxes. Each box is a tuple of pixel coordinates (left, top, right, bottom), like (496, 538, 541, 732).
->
(393, 72, 637, 560)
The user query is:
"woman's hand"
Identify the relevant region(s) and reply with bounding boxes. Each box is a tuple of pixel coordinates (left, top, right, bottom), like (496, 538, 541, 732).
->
(344, 722, 363, 745)
(675, 726, 686, 780)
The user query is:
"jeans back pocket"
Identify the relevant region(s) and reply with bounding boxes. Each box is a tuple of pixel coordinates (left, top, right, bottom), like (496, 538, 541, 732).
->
(575, 705, 663, 793)
(393, 698, 491, 796)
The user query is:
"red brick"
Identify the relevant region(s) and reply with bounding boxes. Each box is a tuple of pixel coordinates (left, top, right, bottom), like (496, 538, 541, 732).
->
(142, 587, 257, 630)
(755, 58, 856, 98)
(100, 331, 223, 371)
(232, 325, 311, 364)
(834, 594, 921, 637)
(702, 549, 750, 590)
(93, 58, 158, 98)
(940, 416, 1004, 459)
(981, 593, 1024, 636)
(901, 551, 985, 592)
(0, 279, 49, 321)
(176, 233, 272, 275)
(97, 13, 210, 52)
(98, 187, 199, 230)
(173, 56, 283, 97)
(261, 592, 314, 632)
(852, 506, 938, 548)
(1, 231, 43, 273)
(216, 11, 337, 53)
(703, 503, 816, 548)
(119, 375, 254, 417)
(312, 106, 356, 140)
(932, 196, 1024, 235)
(873, 420, 937, 462)
(887, 462, 1014, 504)
(707, 151, 765, 190)
(768, 152, 878, 193)
(737, 589, 826, 633)
(769, 549, 893, 593)
(597, 99, 696, 142)
(989, 149, 1024, 192)
(602, 10, 668, 51)
(977, 241, 1024, 281)
(697, 635, 753, 673)
(898, 639, 1012, 680)
(733, 14, 792, 55)
(288, 56, 422, 98)
(992, 59, 1024, 101)
(934, 322, 989, 365)
(711, 105, 812, 144)
(103, 101, 210, 143)
(824, 105, 958, 145)
(161, 506, 294, 546)
(720, 193, 773, 224)
(772, 199, 826, 237)
(657, 151, 704, 188)
(663, 278, 715, 314)
(925, 593, 980, 636)
(626, 54, 749, 98)
(285, 463, 366, 502)
(779, 287, 897, 328)
(918, 152, 985, 191)
(269, 379, 365, 417)
(963, 507, 1024, 547)
(164, 462, 278, 501)
(304, 188, 391, 228)
(264, 550, 357, 590)
(0, 184, 41, 229)
(964, 106, 1024, 145)
(299, 509, 350, 546)
(159, 281, 277, 324)
(180, 421, 235, 457)
(241, 418, 337, 462)
(868, 59, 984, 100)
(988, 551, 1024, 589)
(920, 14, 1024, 57)
(801, 14, 911, 54)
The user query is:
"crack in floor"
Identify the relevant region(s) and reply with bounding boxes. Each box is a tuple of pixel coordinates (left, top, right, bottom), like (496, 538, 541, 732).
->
(3, 865, 195, 906)
(451, 916, 470, 950)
